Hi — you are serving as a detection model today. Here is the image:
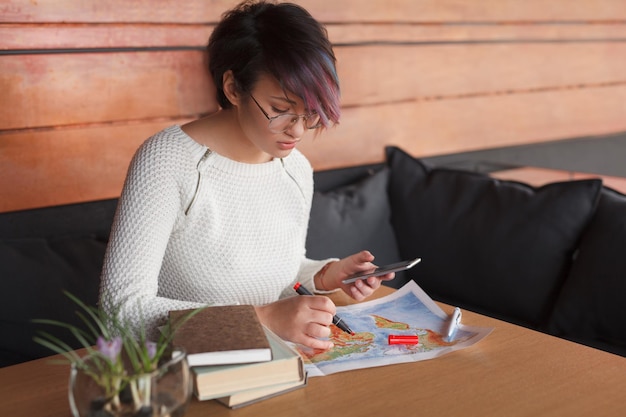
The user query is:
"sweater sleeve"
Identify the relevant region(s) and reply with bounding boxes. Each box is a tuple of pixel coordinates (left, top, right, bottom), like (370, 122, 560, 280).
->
(99, 134, 206, 338)
(278, 257, 340, 299)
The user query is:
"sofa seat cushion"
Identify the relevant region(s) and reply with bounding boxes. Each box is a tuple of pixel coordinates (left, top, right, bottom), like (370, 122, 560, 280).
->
(547, 187, 626, 356)
(386, 146, 602, 328)
(306, 167, 404, 288)
(0, 235, 106, 367)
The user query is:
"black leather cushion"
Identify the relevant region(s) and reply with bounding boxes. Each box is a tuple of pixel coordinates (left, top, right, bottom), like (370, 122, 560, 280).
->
(0, 235, 106, 367)
(313, 163, 385, 193)
(0, 199, 118, 239)
(386, 146, 602, 328)
(547, 187, 626, 356)
(307, 167, 405, 288)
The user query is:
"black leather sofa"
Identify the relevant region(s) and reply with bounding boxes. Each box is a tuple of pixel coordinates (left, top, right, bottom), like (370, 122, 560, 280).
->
(2, 146, 625, 367)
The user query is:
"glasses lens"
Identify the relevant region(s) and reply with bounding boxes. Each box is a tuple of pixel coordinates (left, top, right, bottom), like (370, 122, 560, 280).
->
(305, 113, 321, 129)
(268, 114, 321, 133)
(268, 115, 291, 133)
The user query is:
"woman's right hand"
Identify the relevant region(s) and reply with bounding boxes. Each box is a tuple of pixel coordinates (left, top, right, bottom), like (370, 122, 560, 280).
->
(254, 295, 336, 350)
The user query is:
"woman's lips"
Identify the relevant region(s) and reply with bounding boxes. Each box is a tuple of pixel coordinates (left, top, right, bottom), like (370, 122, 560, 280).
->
(277, 141, 298, 150)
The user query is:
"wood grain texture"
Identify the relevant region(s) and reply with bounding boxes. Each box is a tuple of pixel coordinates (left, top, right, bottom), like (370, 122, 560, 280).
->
(2, 0, 626, 211)
(5, 22, 626, 50)
(3, 80, 626, 211)
(3, 43, 626, 129)
(0, 51, 216, 130)
(300, 85, 626, 170)
(0, 121, 179, 212)
(3, 0, 626, 23)
(337, 43, 626, 106)
(0, 23, 214, 50)
(2, 288, 626, 417)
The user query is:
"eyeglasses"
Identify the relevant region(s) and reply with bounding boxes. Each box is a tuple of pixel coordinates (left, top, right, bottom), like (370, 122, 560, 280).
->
(249, 94, 322, 133)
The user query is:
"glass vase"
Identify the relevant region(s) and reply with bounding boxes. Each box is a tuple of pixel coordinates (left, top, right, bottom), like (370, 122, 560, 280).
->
(69, 350, 192, 417)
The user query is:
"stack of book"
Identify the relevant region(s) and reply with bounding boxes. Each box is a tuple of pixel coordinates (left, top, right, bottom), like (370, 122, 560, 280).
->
(169, 305, 306, 408)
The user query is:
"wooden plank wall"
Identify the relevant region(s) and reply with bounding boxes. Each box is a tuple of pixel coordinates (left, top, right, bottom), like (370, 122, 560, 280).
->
(2, 0, 626, 212)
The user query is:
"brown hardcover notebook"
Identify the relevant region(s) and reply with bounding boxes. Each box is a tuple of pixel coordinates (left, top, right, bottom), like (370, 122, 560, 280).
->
(169, 305, 272, 367)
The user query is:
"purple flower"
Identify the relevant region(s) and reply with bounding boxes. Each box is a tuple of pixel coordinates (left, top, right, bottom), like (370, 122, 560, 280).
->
(97, 336, 122, 361)
(145, 341, 157, 360)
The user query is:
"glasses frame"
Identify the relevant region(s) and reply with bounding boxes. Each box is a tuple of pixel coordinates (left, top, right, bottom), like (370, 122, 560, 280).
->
(249, 94, 321, 133)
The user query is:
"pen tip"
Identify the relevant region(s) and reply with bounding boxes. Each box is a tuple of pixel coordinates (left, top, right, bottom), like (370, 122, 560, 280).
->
(350, 332, 355, 336)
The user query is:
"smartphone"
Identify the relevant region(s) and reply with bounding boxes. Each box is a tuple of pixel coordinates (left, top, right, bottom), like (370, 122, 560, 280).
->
(341, 257, 421, 284)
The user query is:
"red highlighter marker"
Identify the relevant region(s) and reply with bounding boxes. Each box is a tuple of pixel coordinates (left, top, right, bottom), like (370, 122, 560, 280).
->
(388, 335, 419, 345)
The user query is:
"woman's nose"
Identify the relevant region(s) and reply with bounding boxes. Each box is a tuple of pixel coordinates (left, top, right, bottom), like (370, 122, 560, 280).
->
(284, 117, 307, 139)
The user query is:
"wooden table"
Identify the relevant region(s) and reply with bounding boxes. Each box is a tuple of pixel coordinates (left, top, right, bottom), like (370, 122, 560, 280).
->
(2, 287, 625, 417)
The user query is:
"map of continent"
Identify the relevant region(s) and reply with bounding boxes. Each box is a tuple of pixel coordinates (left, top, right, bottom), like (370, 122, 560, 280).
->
(295, 281, 492, 376)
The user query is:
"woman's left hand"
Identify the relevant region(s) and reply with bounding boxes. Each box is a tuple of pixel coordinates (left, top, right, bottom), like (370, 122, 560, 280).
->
(316, 250, 395, 301)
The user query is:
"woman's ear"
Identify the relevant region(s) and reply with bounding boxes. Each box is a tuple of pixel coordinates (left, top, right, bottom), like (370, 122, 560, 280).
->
(222, 70, 241, 107)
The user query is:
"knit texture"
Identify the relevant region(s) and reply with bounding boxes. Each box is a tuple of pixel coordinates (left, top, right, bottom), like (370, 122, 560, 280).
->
(99, 125, 330, 336)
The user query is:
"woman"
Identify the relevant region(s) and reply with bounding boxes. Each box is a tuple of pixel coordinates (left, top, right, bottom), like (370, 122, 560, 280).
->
(99, 0, 393, 350)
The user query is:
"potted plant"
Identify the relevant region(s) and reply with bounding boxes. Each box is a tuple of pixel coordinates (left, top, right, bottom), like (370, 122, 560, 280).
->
(34, 293, 202, 417)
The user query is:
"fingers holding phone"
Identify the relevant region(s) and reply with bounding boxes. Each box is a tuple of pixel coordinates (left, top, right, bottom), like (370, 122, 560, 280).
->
(348, 271, 395, 300)
(341, 257, 421, 284)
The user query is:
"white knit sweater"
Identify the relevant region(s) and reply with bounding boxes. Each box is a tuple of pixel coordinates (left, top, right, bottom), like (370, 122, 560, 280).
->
(99, 125, 330, 336)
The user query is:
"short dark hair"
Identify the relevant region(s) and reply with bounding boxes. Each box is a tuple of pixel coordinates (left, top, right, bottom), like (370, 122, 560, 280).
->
(208, 0, 340, 128)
